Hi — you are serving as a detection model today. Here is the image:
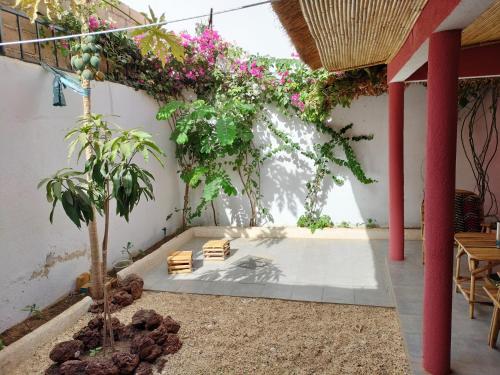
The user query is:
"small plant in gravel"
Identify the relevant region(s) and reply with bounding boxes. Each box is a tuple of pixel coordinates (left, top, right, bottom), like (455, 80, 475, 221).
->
(122, 241, 134, 260)
(0, 338, 5, 350)
(88, 346, 102, 357)
(21, 304, 43, 320)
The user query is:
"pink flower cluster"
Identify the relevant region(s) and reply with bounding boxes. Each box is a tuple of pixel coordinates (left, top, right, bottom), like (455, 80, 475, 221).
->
(233, 60, 264, 79)
(290, 92, 305, 111)
(88, 15, 116, 32)
(88, 15, 100, 31)
(278, 70, 290, 84)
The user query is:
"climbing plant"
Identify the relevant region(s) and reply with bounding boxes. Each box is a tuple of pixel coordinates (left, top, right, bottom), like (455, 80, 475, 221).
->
(156, 26, 380, 229)
(459, 78, 500, 219)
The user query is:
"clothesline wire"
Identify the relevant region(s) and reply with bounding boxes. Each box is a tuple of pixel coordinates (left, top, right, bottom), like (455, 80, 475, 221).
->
(0, 0, 277, 47)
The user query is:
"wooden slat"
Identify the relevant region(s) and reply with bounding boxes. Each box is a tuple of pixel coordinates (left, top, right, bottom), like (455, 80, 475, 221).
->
(463, 247, 500, 261)
(463, 0, 500, 47)
(167, 250, 192, 261)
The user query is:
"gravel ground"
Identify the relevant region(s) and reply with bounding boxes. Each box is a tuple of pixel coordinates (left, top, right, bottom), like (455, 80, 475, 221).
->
(14, 291, 410, 375)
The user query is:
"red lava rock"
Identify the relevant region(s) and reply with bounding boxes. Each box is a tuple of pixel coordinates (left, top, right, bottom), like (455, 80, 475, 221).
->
(131, 310, 162, 330)
(49, 340, 84, 363)
(134, 362, 153, 375)
(162, 316, 181, 334)
(89, 302, 102, 314)
(148, 324, 168, 345)
(112, 290, 134, 307)
(84, 316, 124, 340)
(130, 335, 163, 362)
(73, 327, 102, 350)
(111, 352, 139, 374)
(45, 364, 61, 375)
(59, 359, 87, 375)
(163, 334, 182, 355)
(118, 274, 144, 300)
(119, 323, 143, 340)
(129, 281, 143, 300)
(87, 316, 104, 330)
(84, 359, 119, 375)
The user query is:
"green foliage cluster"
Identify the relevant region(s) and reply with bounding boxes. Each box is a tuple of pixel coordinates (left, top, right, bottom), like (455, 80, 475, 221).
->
(39, 114, 164, 228)
(297, 214, 333, 233)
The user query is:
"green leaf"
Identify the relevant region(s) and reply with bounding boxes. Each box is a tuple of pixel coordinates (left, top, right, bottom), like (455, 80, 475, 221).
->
(61, 191, 81, 228)
(157, 101, 185, 120)
(202, 177, 222, 202)
(176, 132, 188, 144)
(53, 181, 62, 200)
(216, 118, 237, 146)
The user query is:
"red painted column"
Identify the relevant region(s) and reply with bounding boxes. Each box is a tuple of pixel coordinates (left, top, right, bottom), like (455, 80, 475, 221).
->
(389, 82, 405, 261)
(423, 30, 461, 375)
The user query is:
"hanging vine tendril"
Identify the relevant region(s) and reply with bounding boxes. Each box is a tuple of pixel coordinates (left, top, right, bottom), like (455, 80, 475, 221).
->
(459, 78, 500, 219)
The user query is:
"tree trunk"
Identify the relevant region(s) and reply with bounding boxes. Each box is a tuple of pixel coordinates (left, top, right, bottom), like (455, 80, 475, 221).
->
(83, 79, 104, 300)
(182, 182, 190, 230)
(211, 200, 218, 226)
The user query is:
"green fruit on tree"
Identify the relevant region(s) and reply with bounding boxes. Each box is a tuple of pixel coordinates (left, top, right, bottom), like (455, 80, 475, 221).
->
(82, 43, 92, 53)
(81, 69, 94, 81)
(73, 57, 85, 71)
(70, 55, 78, 68)
(82, 53, 91, 64)
(90, 55, 100, 69)
(84, 35, 95, 44)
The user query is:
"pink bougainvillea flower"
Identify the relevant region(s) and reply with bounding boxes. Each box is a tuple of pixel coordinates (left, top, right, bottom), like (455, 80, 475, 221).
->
(88, 15, 100, 31)
(133, 33, 145, 45)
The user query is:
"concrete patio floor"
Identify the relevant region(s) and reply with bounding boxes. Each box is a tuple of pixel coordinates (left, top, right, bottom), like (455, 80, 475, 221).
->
(389, 241, 500, 375)
(143, 237, 394, 307)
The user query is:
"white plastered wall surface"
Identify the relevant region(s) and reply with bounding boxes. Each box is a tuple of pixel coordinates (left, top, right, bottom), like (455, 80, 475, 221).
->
(0, 57, 183, 331)
(191, 84, 429, 228)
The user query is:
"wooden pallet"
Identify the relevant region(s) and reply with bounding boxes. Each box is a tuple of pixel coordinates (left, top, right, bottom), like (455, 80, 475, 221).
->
(167, 250, 193, 274)
(203, 239, 230, 261)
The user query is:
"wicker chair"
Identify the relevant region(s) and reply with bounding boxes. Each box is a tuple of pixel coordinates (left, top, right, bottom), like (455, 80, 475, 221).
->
(421, 189, 484, 264)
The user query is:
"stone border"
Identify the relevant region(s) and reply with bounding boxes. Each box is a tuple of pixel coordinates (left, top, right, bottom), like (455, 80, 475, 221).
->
(0, 296, 93, 374)
(193, 226, 421, 240)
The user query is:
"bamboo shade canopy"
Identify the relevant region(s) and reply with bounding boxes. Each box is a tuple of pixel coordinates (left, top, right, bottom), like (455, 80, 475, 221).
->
(273, 0, 500, 72)
(298, 0, 427, 71)
(462, 0, 500, 47)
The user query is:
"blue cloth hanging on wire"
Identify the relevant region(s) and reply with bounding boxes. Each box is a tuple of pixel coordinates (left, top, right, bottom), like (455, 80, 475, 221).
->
(41, 62, 90, 106)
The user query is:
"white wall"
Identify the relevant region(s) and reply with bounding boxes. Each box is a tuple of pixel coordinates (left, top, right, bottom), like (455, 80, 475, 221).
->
(192, 84, 428, 228)
(0, 57, 183, 332)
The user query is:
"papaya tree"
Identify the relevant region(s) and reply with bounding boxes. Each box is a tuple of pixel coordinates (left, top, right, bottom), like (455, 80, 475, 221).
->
(39, 114, 164, 347)
(15, 0, 183, 300)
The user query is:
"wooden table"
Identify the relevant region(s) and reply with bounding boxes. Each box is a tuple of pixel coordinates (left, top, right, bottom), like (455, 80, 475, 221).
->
(454, 232, 500, 319)
(483, 273, 500, 347)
